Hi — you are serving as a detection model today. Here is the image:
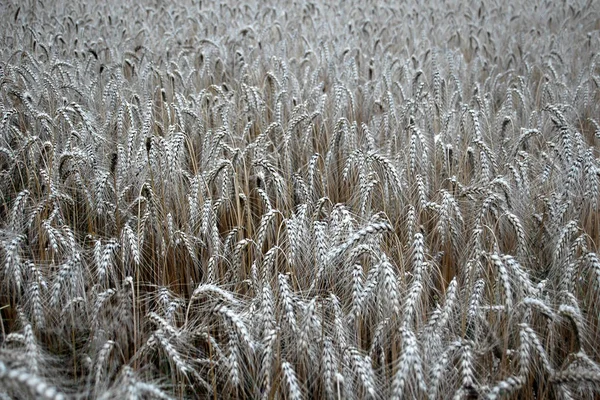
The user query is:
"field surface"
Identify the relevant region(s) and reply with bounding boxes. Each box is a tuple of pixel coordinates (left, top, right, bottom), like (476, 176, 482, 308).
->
(1, 0, 600, 398)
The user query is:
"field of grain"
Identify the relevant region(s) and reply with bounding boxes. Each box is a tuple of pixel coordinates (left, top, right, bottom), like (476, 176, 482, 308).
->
(1, 0, 600, 398)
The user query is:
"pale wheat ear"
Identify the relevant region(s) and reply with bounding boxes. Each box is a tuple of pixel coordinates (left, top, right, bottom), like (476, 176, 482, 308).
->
(0, 360, 67, 400)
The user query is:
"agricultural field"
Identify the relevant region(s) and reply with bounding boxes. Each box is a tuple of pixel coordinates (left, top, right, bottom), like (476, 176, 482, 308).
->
(1, 0, 600, 398)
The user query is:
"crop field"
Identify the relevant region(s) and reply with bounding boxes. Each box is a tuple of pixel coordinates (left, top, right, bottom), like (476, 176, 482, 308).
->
(1, 0, 600, 398)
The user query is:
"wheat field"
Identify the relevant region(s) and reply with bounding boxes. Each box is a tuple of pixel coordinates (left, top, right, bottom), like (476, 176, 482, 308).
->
(1, 0, 600, 398)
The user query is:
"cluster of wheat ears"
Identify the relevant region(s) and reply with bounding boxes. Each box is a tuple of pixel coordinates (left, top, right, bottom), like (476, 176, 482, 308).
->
(1, 0, 599, 398)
